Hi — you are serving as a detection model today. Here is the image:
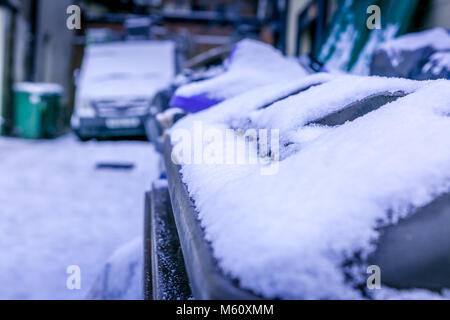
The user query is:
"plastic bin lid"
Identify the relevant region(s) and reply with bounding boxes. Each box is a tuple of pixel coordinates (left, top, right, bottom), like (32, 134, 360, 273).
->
(13, 82, 63, 95)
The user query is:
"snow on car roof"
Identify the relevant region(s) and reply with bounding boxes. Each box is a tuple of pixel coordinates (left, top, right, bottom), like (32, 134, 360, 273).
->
(77, 40, 175, 100)
(378, 28, 450, 53)
(171, 39, 309, 110)
(251, 75, 423, 131)
(170, 76, 450, 299)
(422, 51, 450, 76)
(172, 73, 334, 131)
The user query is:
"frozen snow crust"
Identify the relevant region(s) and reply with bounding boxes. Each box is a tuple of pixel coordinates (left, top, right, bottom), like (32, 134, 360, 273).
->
(170, 74, 450, 299)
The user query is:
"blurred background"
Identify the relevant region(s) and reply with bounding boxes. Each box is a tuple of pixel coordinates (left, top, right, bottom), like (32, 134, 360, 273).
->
(0, 0, 448, 136)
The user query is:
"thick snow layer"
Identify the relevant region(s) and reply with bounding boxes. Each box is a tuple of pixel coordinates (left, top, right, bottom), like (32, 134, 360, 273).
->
(76, 40, 175, 101)
(0, 136, 159, 299)
(171, 39, 308, 110)
(249, 75, 425, 149)
(171, 77, 450, 299)
(14, 82, 63, 95)
(378, 28, 450, 53)
(172, 73, 334, 131)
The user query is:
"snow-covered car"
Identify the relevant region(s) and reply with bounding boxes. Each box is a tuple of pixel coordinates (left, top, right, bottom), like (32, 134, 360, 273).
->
(143, 48, 231, 147)
(371, 28, 450, 80)
(145, 39, 310, 149)
(71, 40, 175, 140)
(150, 73, 450, 300)
(169, 39, 309, 113)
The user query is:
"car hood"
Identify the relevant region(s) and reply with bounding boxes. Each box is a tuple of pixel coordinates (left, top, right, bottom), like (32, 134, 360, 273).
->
(77, 75, 170, 101)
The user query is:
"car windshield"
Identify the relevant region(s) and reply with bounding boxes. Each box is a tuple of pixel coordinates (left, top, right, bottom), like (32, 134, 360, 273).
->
(80, 41, 175, 86)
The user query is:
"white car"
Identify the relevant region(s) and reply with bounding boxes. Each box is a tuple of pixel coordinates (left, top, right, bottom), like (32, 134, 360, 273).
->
(71, 40, 175, 140)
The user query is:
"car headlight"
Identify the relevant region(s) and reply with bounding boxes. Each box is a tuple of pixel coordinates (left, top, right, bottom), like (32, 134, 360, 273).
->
(75, 99, 96, 118)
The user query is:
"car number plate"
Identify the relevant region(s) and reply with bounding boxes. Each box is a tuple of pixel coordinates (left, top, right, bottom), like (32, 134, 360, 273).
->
(105, 117, 140, 129)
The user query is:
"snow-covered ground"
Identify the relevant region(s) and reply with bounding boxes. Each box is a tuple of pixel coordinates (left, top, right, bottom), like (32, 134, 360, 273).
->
(0, 135, 159, 299)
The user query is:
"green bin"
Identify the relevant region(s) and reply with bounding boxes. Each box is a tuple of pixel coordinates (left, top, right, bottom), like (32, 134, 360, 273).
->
(13, 82, 63, 139)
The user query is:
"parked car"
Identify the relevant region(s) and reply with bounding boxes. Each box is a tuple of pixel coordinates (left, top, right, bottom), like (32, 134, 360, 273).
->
(143, 43, 233, 148)
(71, 40, 176, 140)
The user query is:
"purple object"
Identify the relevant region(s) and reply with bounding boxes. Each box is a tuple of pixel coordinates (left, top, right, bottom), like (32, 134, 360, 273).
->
(169, 93, 222, 113)
(169, 42, 239, 113)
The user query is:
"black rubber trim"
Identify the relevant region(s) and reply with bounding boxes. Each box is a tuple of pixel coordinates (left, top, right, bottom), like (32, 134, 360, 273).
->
(310, 91, 407, 127)
(143, 192, 152, 300)
(163, 136, 261, 300)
